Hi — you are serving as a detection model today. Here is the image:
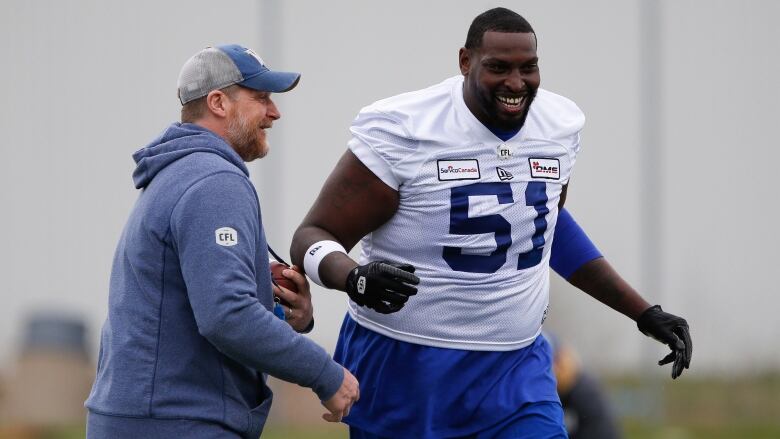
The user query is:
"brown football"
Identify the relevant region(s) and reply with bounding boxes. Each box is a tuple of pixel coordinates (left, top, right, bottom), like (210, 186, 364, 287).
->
(270, 261, 297, 292)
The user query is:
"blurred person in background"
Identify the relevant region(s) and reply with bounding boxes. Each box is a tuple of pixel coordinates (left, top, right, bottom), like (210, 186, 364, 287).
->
(547, 333, 623, 439)
(85, 44, 358, 439)
(291, 7, 691, 439)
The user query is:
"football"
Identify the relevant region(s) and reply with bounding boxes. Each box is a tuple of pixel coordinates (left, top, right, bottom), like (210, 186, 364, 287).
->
(270, 261, 297, 292)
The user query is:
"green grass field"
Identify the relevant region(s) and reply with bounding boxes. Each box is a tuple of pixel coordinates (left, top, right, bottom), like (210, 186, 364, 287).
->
(610, 373, 780, 438)
(15, 422, 780, 439)
(4, 375, 778, 439)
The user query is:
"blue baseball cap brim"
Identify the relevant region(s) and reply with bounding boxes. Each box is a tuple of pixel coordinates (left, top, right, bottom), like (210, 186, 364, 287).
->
(239, 70, 300, 93)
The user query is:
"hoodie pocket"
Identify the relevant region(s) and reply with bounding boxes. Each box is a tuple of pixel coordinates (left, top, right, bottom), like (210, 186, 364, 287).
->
(244, 383, 273, 439)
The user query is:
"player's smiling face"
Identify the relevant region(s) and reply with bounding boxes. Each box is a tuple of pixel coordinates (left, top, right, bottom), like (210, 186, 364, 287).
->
(460, 31, 540, 131)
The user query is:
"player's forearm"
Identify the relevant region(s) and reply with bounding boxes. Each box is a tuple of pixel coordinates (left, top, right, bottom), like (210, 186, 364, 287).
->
(291, 225, 358, 292)
(567, 257, 651, 321)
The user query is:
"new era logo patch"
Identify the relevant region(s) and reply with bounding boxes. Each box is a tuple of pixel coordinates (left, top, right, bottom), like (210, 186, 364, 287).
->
(496, 167, 513, 181)
(528, 158, 560, 180)
(437, 160, 480, 181)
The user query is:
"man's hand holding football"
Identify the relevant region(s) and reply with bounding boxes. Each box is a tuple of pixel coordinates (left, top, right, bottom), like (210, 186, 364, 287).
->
(272, 265, 314, 333)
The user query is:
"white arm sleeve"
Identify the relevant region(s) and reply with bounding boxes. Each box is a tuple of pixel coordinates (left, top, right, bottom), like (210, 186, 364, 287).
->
(347, 109, 418, 191)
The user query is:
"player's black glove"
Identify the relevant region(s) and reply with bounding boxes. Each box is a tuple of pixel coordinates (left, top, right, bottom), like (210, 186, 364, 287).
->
(345, 261, 419, 314)
(637, 305, 693, 379)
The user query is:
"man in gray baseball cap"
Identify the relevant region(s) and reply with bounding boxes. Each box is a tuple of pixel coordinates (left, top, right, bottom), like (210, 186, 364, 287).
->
(177, 44, 300, 104)
(85, 44, 359, 438)
(175, 44, 301, 161)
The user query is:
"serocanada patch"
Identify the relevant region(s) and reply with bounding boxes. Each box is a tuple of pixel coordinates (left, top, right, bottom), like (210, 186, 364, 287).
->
(215, 227, 238, 246)
(437, 159, 480, 181)
(528, 158, 560, 180)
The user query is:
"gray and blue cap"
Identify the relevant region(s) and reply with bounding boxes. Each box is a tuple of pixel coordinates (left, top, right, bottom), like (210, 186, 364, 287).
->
(177, 44, 300, 104)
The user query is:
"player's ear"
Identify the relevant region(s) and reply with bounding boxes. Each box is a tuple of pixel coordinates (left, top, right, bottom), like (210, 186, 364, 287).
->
(205, 90, 230, 118)
(458, 47, 471, 76)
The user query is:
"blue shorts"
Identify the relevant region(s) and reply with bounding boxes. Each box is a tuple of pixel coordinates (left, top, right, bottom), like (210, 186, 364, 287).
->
(349, 401, 567, 439)
(334, 313, 562, 438)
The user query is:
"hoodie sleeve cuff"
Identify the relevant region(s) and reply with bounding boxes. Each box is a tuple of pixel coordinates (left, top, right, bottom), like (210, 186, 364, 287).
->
(312, 358, 345, 402)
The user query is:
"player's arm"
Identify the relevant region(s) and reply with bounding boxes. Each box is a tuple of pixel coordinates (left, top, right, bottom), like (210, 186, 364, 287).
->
(559, 184, 568, 209)
(552, 206, 649, 319)
(290, 151, 418, 313)
(551, 207, 692, 378)
(567, 258, 650, 320)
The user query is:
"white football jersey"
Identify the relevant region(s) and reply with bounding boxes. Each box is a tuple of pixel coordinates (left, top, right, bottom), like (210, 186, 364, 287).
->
(347, 76, 585, 351)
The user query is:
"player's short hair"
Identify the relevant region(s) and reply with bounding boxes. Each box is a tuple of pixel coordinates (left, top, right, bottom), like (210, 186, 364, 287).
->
(180, 84, 241, 123)
(465, 7, 535, 50)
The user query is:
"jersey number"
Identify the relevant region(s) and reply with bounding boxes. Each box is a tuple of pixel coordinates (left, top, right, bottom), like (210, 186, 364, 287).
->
(442, 182, 549, 273)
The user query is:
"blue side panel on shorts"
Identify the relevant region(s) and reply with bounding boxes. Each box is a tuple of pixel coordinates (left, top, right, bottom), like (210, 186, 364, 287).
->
(334, 314, 560, 438)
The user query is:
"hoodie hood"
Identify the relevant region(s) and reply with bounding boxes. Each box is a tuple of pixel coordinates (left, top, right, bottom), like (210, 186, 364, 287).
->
(132, 123, 249, 189)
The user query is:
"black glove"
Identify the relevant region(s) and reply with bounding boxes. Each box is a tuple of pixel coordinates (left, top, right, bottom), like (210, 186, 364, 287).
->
(637, 305, 693, 379)
(345, 261, 419, 314)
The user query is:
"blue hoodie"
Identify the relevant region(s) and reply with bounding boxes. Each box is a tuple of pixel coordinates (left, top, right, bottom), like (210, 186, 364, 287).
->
(85, 123, 343, 438)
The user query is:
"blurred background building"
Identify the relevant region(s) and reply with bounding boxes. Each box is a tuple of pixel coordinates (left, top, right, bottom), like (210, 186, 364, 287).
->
(0, 315, 93, 437)
(1, 1, 778, 437)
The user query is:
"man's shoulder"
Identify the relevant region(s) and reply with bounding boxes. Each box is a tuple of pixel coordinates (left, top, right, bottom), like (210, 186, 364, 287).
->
(527, 88, 586, 140)
(353, 76, 460, 136)
(153, 153, 255, 213)
(170, 151, 249, 184)
(361, 77, 458, 120)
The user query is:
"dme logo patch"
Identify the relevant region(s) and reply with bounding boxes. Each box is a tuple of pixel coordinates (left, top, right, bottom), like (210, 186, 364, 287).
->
(437, 159, 481, 181)
(215, 227, 238, 246)
(528, 158, 560, 180)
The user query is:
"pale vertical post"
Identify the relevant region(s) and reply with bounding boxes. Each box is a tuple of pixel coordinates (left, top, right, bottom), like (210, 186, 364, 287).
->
(256, 0, 287, 246)
(638, 0, 664, 421)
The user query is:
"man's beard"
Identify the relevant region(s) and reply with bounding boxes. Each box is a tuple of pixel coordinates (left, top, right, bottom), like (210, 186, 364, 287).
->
(227, 113, 268, 162)
(483, 88, 537, 131)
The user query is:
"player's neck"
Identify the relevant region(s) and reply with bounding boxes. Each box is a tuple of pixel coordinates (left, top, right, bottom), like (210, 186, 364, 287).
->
(487, 124, 521, 141)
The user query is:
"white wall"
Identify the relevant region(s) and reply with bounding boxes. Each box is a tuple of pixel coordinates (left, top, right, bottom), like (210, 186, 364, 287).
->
(1, 0, 777, 374)
(0, 0, 262, 364)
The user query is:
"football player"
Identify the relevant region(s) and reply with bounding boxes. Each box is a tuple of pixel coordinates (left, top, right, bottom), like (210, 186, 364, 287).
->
(291, 8, 691, 438)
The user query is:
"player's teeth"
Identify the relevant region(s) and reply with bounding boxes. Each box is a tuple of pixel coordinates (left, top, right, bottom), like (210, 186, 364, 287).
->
(498, 96, 522, 106)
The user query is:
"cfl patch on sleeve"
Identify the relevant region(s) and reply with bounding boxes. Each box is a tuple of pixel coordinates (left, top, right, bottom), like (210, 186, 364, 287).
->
(215, 227, 238, 246)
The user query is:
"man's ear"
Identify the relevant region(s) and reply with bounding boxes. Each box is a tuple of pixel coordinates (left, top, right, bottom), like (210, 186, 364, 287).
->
(205, 90, 229, 118)
(458, 47, 471, 76)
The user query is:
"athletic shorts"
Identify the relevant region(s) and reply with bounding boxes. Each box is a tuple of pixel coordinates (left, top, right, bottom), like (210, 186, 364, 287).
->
(334, 313, 562, 438)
